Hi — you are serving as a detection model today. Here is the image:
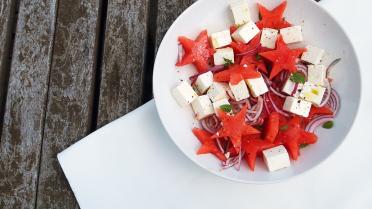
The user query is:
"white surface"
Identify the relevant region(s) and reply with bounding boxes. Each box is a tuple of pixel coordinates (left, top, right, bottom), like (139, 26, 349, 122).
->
(191, 95, 214, 120)
(153, 0, 361, 183)
(308, 64, 327, 86)
(230, 0, 252, 25)
(58, 0, 372, 208)
(301, 45, 326, 65)
(246, 76, 268, 97)
(194, 71, 213, 94)
(210, 30, 232, 49)
(260, 28, 278, 49)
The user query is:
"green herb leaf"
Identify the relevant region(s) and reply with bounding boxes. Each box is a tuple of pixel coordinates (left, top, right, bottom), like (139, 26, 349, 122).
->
(322, 121, 334, 129)
(255, 125, 264, 131)
(300, 144, 309, 149)
(280, 125, 289, 131)
(258, 12, 262, 20)
(290, 72, 306, 84)
(220, 104, 232, 113)
(223, 58, 234, 68)
(255, 54, 262, 61)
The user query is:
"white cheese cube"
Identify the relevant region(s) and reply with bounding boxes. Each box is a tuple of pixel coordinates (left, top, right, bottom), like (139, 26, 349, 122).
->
(260, 28, 278, 49)
(207, 82, 228, 102)
(191, 95, 215, 120)
(231, 21, 260, 44)
(229, 0, 251, 25)
(172, 81, 198, 107)
(213, 47, 234, 65)
(280, 26, 303, 44)
(307, 65, 327, 86)
(245, 76, 268, 97)
(283, 96, 312, 117)
(229, 80, 250, 101)
(282, 76, 303, 97)
(210, 30, 232, 49)
(212, 98, 231, 116)
(263, 145, 291, 172)
(301, 45, 325, 64)
(299, 82, 326, 106)
(194, 71, 213, 94)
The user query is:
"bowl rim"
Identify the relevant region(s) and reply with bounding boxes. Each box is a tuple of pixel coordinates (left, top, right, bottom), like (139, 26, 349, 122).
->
(152, 0, 362, 184)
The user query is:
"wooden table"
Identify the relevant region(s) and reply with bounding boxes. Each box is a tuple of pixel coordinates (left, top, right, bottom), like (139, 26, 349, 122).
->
(0, 0, 196, 208)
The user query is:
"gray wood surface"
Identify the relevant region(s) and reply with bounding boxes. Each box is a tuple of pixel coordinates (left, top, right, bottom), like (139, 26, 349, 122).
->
(96, 0, 149, 128)
(0, 0, 57, 208)
(0, 0, 204, 208)
(35, 0, 101, 208)
(0, 0, 16, 134)
(155, 0, 197, 50)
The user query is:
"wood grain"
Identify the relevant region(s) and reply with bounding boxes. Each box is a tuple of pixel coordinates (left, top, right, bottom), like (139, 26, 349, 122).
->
(0, 0, 16, 135)
(96, 0, 149, 127)
(0, 0, 57, 208)
(34, 0, 101, 208)
(155, 0, 197, 50)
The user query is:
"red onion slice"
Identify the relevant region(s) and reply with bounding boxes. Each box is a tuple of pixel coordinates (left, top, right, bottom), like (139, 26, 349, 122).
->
(189, 65, 225, 82)
(178, 44, 184, 63)
(318, 79, 332, 107)
(235, 44, 261, 56)
(267, 93, 290, 117)
(296, 63, 308, 79)
(269, 86, 286, 98)
(326, 58, 342, 78)
(200, 115, 221, 134)
(305, 115, 335, 133)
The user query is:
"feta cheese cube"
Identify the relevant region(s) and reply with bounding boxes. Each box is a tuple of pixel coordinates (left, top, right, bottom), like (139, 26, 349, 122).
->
(260, 28, 278, 49)
(172, 81, 198, 107)
(210, 30, 232, 49)
(301, 45, 325, 64)
(283, 96, 312, 117)
(307, 65, 326, 86)
(231, 21, 260, 44)
(280, 26, 303, 44)
(263, 145, 291, 172)
(191, 95, 215, 120)
(213, 47, 234, 65)
(207, 82, 228, 102)
(229, 0, 251, 25)
(245, 76, 268, 97)
(194, 71, 213, 94)
(282, 76, 303, 97)
(229, 80, 250, 101)
(299, 82, 326, 106)
(212, 98, 231, 116)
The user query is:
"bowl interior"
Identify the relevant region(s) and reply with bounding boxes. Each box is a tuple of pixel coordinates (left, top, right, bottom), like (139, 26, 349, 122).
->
(153, 0, 360, 183)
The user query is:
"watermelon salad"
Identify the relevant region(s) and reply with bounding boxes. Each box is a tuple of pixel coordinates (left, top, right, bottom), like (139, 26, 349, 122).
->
(171, 0, 341, 172)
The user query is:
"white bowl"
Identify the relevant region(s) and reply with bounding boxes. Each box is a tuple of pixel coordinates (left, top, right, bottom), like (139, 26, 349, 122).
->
(153, 0, 361, 183)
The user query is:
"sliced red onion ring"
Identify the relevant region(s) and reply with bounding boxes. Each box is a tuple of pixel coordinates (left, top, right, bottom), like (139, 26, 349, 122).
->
(235, 44, 261, 56)
(318, 79, 332, 107)
(200, 115, 221, 134)
(246, 96, 264, 122)
(263, 94, 271, 115)
(189, 65, 225, 82)
(216, 138, 225, 154)
(328, 89, 341, 116)
(262, 73, 272, 86)
(296, 63, 308, 78)
(267, 93, 290, 117)
(269, 86, 286, 98)
(305, 115, 335, 133)
(234, 150, 245, 171)
(326, 58, 342, 78)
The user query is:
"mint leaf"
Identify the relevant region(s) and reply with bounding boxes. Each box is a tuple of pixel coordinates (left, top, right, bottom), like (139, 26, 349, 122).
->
(290, 72, 306, 84)
(280, 125, 288, 131)
(223, 58, 234, 68)
(255, 54, 262, 61)
(322, 121, 334, 129)
(220, 104, 232, 112)
(300, 144, 309, 149)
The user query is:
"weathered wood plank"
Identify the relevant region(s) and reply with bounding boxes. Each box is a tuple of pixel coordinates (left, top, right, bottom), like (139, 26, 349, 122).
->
(155, 0, 197, 50)
(0, 0, 57, 208)
(35, 0, 101, 208)
(96, 0, 149, 127)
(0, 0, 16, 135)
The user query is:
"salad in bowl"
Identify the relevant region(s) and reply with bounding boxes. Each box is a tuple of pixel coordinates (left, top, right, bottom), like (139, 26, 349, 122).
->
(171, 0, 341, 172)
